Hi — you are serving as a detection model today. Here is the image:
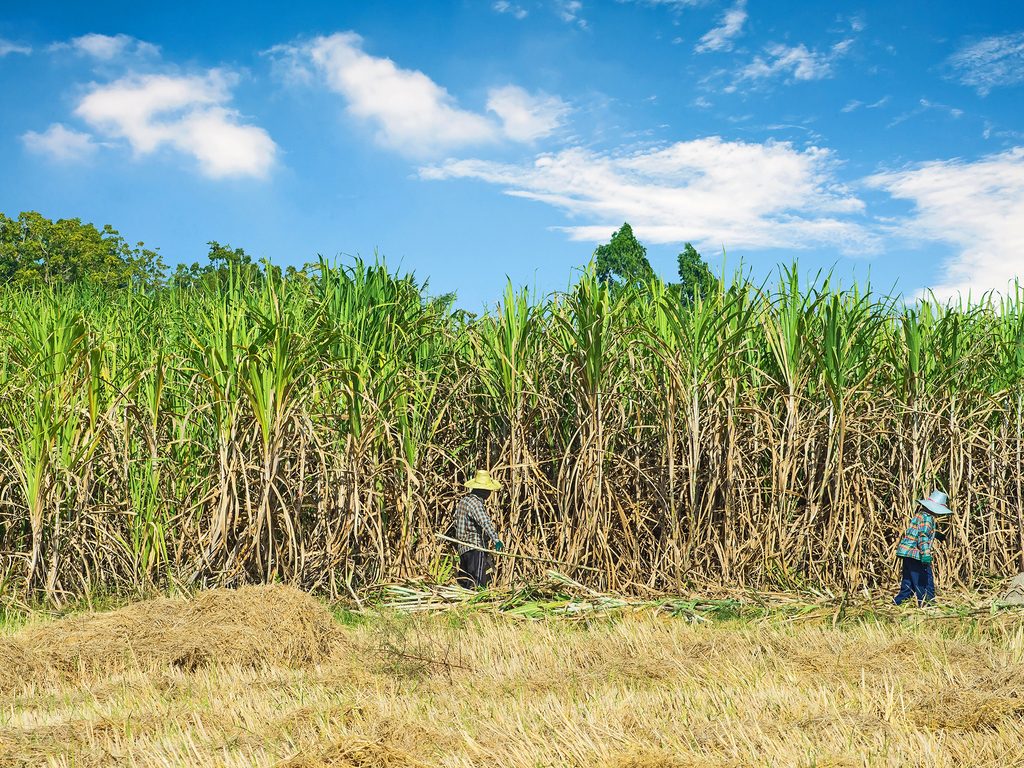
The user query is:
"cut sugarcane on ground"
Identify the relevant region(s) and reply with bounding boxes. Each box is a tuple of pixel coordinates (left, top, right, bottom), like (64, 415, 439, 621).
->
(2, 583, 1024, 767)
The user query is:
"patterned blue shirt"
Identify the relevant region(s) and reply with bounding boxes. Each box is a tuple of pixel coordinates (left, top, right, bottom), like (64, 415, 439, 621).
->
(896, 510, 936, 563)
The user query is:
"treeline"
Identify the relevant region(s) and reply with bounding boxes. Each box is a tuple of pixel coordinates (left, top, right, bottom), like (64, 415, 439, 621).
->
(0, 211, 304, 291)
(0, 213, 714, 299)
(0, 211, 163, 289)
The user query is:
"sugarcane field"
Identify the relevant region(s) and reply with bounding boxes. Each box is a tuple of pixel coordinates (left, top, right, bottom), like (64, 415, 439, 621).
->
(4, 2, 1024, 766)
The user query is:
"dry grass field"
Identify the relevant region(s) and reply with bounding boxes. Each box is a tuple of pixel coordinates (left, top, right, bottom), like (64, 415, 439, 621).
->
(2, 585, 1024, 768)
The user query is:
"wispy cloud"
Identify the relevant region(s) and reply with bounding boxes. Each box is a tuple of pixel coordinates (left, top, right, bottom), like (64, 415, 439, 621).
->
(487, 86, 570, 142)
(22, 124, 97, 162)
(982, 121, 1024, 142)
(422, 138, 874, 253)
(555, 0, 587, 29)
(887, 98, 963, 128)
(56, 32, 159, 60)
(696, 0, 747, 53)
(841, 95, 889, 113)
(617, 0, 700, 8)
(948, 31, 1024, 95)
(74, 71, 277, 178)
(866, 148, 1024, 300)
(0, 38, 32, 57)
(48, 32, 157, 61)
(733, 39, 853, 87)
(493, 1, 528, 20)
(262, 42, 315, 86)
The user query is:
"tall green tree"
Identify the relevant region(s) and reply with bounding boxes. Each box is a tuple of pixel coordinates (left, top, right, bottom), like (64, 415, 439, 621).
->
(675, 242, 717, 303)
(594, 223, 655, 291)
(0, 211, 163, 289)
(171, 241, 268, 289)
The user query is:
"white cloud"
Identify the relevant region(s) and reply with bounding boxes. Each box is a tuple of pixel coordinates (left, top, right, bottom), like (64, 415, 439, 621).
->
(887, 98, 963, 128)
(63, 32, 159, 60)
(982, 121, 1024, 142)
(866, 148, 1024, 300)
(297, 33, 568, 155)
(493, 1, 528, 19)
(618, 0, 700, 8)
(487, 85, 569, 142)
(308, 32, 497, 155)
(22, 124, 97, 161)
(948, 32, 1024, 95)
(262, 42, 315, 86)
(842, 95, 889, 113)
(0, 38, 31, 57)
(421, 138, 874, 254)
(734, 39, 853, 88)
(74, 71, 276, 178)
(70, 32, 157, 59)
(921, 98, 962, 119)
(696, 0, 747, 53)
(556, 0, 587, 28)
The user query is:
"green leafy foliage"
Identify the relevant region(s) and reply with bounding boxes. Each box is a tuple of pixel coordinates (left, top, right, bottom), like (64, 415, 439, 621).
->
(0, 211, 163, 289)
(170, 240, 281, 289)
(675, 242, 717, 303)
(593, 223, 655, 290)
(594, 224, 718, 303)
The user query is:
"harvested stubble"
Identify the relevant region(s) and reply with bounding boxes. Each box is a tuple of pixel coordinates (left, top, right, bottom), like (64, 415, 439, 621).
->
(3, 587, 1024, 767)
(0, 584, 336, 691)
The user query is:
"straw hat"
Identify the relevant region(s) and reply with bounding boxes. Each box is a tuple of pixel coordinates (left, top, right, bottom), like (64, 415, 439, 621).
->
(919, 489, 952, 516)
(465, 469, 501, 492)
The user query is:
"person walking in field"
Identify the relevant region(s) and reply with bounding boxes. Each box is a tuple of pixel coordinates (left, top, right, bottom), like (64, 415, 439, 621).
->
(893, 489, 953, 605)
(452, 470, 504, 589)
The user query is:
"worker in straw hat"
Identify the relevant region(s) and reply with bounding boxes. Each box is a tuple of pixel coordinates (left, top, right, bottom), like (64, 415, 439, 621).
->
(451, 470, 504, 589)
(893, 489, 953, 605)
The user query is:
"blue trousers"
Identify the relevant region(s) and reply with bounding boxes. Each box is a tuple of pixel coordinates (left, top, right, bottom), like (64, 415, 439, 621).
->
(894, 556, 934, 605)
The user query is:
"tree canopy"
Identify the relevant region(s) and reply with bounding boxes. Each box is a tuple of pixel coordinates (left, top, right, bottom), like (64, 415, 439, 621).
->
(676, 242, 718, 303)
(1, 211, 718, 302)
(594, 223, 655, 290)
(593, 222, 717, 301)
(170, 240, 270, 289)
(0, 211, 163, 289)
(0, 212, 280, 293)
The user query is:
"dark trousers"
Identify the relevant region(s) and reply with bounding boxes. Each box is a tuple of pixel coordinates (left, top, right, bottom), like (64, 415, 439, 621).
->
(457, 549, 493, 589)
(894, 556, 935, 605)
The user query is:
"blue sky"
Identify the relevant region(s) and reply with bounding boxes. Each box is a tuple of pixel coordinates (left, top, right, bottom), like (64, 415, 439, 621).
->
(1, 1, 1023, 307)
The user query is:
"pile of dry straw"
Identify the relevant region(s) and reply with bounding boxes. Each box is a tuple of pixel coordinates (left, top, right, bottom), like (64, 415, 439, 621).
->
(0, 584, 337, 691)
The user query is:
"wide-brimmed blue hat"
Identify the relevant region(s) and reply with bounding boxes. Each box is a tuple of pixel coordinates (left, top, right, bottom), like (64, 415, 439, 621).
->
(919, 489, 952, 516)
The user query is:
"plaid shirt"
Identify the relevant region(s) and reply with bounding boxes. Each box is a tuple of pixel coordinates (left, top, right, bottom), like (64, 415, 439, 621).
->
(453, 494, 500, 556)
(896, 510, 937, 563)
